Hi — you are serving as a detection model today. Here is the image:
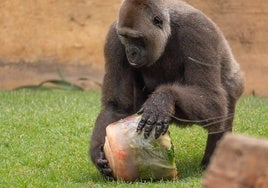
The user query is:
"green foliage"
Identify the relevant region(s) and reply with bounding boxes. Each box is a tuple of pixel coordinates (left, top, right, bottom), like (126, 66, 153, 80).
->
(0, 90, 267, 187)
(13, 68, 84, 91)
(14, 79, 84, 91)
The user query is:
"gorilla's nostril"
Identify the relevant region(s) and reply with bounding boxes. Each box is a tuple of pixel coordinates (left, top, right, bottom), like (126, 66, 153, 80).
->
(131, 51, 137, 57)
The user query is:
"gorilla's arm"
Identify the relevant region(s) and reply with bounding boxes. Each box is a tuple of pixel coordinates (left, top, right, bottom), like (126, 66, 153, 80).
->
(137, 13, 228, 139)
(90, 23, 135, 177)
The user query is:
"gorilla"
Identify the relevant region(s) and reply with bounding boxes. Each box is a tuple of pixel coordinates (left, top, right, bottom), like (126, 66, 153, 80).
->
(90, 0, 244, 179)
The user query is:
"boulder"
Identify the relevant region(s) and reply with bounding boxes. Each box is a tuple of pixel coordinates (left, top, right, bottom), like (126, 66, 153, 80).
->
(203, 133, 268, 188)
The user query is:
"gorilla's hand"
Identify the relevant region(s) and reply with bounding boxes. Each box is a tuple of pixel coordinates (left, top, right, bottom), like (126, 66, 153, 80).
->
(136, 91, 175, 139)
(96, 145, 114, 181)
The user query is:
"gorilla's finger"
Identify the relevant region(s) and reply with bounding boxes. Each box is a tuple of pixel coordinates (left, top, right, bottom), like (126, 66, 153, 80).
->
(155, 120, 163, 139)
(136, 118, 146, 134)
(137, 107, 144, 115)
(144, 115, 157, 138)
(147, 115, 157, 125)
(162, 118, 170, 135)
(136, 115, 148, 134)
(101, 167, 113, 175)
(99, 150, 105, 159)
(101, 168, 114, 180)
(97, 159, 108, 168)
(144, 124, 154, 139)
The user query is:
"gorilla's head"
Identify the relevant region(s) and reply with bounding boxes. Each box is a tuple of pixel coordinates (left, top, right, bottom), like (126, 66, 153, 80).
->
(117, 0, 171, 67)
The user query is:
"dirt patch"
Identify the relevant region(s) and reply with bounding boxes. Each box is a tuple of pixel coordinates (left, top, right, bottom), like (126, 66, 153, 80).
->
(0, 0, 267, 96)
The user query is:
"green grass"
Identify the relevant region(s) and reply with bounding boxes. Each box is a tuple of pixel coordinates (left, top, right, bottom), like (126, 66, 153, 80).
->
(0, 90, 267, 188)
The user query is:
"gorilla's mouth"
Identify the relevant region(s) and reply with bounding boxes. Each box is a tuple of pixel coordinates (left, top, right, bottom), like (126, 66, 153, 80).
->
(126, 46, 147, 67)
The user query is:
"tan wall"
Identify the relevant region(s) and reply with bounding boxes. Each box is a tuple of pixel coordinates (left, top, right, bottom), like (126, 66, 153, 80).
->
(0, 0, 267, 96)
(0, 0, 121, 69)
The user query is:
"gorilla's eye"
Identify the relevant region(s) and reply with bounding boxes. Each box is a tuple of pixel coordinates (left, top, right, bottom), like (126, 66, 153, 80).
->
(153, 16, 163, 29)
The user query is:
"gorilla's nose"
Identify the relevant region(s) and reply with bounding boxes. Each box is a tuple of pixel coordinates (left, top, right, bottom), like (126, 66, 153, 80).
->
(126, 46, 140, 63)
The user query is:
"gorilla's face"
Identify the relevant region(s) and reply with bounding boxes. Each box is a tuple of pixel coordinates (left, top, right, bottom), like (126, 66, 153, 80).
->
(117, 0, 171, 67)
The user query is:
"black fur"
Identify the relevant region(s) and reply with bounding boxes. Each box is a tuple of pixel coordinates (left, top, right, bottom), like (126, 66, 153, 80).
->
(89, 0, 244, 179)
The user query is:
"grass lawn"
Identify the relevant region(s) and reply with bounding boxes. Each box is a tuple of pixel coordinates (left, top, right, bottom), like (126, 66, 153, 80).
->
(0, 89, 267, 187)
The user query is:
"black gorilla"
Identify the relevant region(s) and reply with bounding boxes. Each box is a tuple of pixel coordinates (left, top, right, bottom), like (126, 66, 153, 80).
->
(90, 0, 244, 179)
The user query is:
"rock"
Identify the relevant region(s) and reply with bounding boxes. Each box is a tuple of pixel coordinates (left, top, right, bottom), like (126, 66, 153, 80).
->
(202, 133, 268, 188)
